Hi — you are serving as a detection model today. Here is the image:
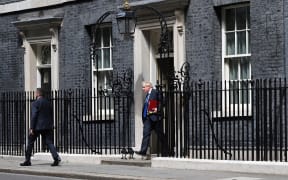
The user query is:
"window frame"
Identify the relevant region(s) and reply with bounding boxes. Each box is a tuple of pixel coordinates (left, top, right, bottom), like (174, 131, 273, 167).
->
(222, 4, 251, 81)
(89, 23, 114, 121)
(221, 4, 252, 116)
(92, 23, 113, 91)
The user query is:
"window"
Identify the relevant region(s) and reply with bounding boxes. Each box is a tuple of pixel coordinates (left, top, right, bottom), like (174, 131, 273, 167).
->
(29, 43, 52, 93)
(223, 5, 250, 79)
(37, 44, 51, 92)
(92, 25, 113, 91)
(90, 24, 114, 121)
(222, 5, 251, 116)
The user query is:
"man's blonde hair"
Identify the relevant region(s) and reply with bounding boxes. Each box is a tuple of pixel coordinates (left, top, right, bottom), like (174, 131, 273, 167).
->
(142, 81, 153, 88)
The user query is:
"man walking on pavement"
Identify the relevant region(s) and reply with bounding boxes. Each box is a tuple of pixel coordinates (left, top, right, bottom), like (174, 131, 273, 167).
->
(20, 88, 61, 166)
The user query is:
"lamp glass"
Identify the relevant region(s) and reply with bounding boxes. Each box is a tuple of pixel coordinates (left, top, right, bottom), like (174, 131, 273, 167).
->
(116, 10, 136, 35)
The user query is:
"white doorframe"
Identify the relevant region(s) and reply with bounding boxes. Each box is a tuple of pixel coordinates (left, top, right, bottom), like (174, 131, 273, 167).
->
(133, 10, 186, 150)
(20, 28, 59, 92)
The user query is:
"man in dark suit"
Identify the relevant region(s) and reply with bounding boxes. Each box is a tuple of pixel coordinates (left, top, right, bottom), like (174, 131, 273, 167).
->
(20, 88, 61, 166)
(135, 81, 168, 157)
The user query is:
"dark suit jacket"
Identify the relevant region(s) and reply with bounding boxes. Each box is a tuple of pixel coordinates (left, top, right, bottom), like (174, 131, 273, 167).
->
(31, 96, 53, 131)
(142, 88, 163, 122)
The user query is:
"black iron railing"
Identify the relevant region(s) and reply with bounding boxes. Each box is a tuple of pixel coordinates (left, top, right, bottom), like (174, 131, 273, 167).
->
(52, 88, 133, 155)
(162, 78, 288, 162)
(0, 89, 133, 156)
(0, 78, 288, 162)
(0, 91, 29, 156)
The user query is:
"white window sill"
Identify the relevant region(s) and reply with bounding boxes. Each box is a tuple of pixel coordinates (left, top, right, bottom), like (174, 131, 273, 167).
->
(211, 106, 252, 120)
(82, 110, 114, 122)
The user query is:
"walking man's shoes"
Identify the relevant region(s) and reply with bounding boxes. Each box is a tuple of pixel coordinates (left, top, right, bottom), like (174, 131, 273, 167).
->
(134, 151, 146, 156)
(51, 159, 61, 166)
(20, 161, 31, 166)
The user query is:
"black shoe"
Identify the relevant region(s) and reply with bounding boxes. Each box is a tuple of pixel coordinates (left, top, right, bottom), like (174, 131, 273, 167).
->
(134, 151, 146, 156)
(51, 159, 61, 166)
(20, 161, 31, 166)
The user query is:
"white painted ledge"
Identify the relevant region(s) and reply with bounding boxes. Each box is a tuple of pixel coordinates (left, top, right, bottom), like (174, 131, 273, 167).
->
(33, 152, 121, 165)
(152, 158, 288, 175)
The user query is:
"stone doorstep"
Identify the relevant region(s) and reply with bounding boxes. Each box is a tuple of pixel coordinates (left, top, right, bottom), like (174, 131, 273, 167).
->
(101, 159, 151, 167)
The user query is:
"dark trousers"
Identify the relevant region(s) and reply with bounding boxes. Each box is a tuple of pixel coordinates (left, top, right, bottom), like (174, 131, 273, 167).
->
(25, 129, 60, 161)
(140, 117, 168, 156)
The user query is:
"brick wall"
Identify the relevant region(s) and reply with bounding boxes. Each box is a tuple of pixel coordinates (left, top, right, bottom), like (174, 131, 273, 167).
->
(186, 0, 221, 81)
(58, 1, 134, 89)
(186, 0, 286, 81)
(0, 0, 287, 89)
(0, 14, 24, 91)
(0, 0, 134, 90)
(251, 0, 285, 79)
(284, 0, 288, 78)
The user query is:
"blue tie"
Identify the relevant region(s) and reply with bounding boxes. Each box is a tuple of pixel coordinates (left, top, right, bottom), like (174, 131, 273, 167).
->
(143, 94, 149, 118)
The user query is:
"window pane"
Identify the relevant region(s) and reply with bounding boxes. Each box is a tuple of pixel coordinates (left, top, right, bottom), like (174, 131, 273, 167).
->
(98, 71, 113, 109)
(240, 57, 250, 79)
(236, 7, 246, 30)
(93, 72, 101, 90)
(40, 45, 51, 65)
(237, 31, 246, 54)
(95, 32, 101, 48)
(240, 80, 249, 104)
(226, 9, 235, 31)
(103, 48, 110, 68)
(94, 49, 102, 69)
(229, 81, 239, 104)
(104, 71, 113, 90)
(97, 71, 113, 90)
(247, 7, 250, 29)
(226, 32, 235, 55)
(229, 59, 238, 80)
(248, 31, 250, 53)
(103, 27, 111, 47)
(97, 72, 105, 90)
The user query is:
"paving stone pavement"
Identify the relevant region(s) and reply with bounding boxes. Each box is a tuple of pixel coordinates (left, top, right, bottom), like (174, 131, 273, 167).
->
(1, 156, 288, 180)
